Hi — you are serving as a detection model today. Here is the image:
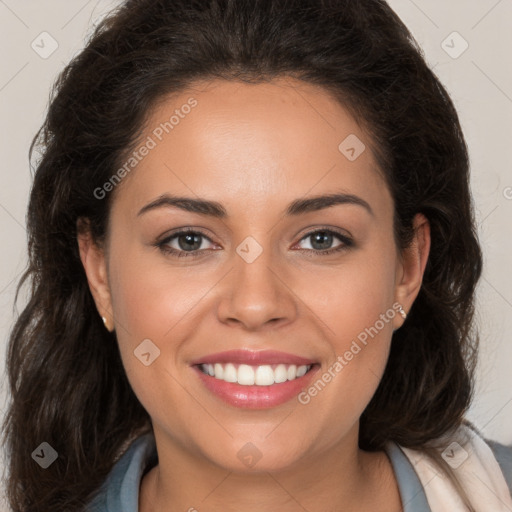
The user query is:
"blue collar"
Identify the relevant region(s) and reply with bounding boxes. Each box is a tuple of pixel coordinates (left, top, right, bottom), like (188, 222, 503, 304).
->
(87, 433, 431, 511)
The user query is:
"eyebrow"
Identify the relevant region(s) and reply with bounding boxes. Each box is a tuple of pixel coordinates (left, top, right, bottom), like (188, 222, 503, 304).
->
(137, 192, 374, 218)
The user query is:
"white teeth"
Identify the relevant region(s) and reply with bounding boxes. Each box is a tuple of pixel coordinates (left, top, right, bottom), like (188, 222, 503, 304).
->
(296, 365, 308, 377)
(274, 364, 288, 384)
(287, 365, 297, 380)
(223, 363, 237, 382)
(255, 365, 274, 386)
(214, 363, 224, 379)
(200, 362, 312, 385)
(238, 364, 255, 385)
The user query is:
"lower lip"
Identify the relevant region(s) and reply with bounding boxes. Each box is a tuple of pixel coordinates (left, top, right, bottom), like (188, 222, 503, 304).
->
(193, 365, 319, 409)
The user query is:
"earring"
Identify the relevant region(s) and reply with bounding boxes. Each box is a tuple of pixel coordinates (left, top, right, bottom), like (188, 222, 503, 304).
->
(101, 316, 112, 332)
(398, 305, 407, 320)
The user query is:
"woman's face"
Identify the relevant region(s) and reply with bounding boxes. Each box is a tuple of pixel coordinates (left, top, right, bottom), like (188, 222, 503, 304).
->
(81, 77, 428, 472)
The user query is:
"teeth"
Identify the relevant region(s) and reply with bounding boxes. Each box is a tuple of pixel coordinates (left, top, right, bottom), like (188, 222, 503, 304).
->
(238, 364, 255, 385)
(200, 363, 312, 385)
(223, 363, 237, 382)
(296, 365, 308, 377)
(255, 365, 274, 386)
(274, 364, 288, 383)
(214, 363, 224, 379)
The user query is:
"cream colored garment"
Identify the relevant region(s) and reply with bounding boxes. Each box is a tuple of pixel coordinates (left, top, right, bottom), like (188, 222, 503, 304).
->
(400, 424, 512, 511)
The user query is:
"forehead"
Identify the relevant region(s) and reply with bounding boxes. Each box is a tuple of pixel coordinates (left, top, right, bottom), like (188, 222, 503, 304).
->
(111, 77, 392, 219)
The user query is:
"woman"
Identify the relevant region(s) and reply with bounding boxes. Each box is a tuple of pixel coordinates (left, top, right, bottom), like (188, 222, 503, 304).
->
(3, 0, 511, 511)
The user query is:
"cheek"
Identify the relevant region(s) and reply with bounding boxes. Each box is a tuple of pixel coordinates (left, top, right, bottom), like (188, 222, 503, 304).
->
(110, 249, 212, 341)
(293, 242, 397, 420)
(297, 242, 397, 345)
(107, 243, 230, 400)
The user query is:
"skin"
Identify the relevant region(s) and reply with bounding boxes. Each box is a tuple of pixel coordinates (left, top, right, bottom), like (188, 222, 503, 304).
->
(78, 77, 430, 512)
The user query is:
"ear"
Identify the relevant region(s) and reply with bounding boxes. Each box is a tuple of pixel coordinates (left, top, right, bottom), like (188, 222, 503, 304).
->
(393, 213, 431, 330)
(77, 218, 114, 332)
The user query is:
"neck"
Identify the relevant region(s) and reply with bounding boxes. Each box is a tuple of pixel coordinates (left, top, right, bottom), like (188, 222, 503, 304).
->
(140, 427, 401, 512)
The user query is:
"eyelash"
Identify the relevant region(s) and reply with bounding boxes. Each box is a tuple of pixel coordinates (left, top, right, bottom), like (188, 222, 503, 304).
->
(155, 228, 354, 258)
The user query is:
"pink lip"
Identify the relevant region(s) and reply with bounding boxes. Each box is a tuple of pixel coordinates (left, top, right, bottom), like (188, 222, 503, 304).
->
(190, 349, 319, 409)
(190, 349, 316, 366)
(192, 365, 320, 409)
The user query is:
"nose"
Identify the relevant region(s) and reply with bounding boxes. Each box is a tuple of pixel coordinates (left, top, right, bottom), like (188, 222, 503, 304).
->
(216, 243, 298, 332)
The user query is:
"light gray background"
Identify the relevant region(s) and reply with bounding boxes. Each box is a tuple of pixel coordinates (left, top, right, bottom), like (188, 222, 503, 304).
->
(1, 1, 511, 509)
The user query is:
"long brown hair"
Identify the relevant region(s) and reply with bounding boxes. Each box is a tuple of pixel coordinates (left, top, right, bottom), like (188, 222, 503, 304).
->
(3, 0, 482, 510)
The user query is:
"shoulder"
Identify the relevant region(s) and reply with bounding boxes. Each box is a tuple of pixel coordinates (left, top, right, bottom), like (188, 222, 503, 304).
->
(402, 420, 512, 502)
(384, 442, 432, 511)
(392, 422, 512, 510)
(85, 433, 157, 512)
(486, 438, 512, 495)
(463, 421, 512, 497)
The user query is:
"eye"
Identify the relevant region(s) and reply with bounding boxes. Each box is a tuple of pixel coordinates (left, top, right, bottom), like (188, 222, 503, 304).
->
(295, 229, 353, 255)
(155, 227, 354, 259)
(156, 229, 217, 257)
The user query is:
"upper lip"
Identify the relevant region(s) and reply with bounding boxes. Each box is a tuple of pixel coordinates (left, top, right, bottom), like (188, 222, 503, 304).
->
(190, 349, 317, 366)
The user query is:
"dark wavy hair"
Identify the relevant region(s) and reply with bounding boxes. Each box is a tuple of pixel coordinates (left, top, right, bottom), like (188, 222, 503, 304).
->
(2, 0, 482, 510)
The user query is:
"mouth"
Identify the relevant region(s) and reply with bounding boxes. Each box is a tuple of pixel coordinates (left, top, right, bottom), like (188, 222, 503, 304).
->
(197, 362, 314, 386)
(190, 350, 319, 409)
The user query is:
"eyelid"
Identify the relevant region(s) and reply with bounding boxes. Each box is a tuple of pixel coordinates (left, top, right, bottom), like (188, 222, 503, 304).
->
(157, 226, 351, 245)
(293, 227, 354, 251)
(157, 227, 215, 244)
(156, 225, 354, 258)
(157, 227, 218, 253)
(294, 225, 353, 242)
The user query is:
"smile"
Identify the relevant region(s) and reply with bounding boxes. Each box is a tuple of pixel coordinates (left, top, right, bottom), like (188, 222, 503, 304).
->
(191, 349, 319, 409)
(199, 363, 313, 386)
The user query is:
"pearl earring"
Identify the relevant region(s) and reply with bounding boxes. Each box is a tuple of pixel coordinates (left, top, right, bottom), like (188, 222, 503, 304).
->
(102, 316, 110, 331)
(398, 305, 407, 320)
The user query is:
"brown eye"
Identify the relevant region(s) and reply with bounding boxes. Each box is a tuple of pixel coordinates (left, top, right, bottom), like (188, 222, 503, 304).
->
(296, 229, 354, 255)
(157, 230, 216, 258)
(175, 232, 203, 252)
